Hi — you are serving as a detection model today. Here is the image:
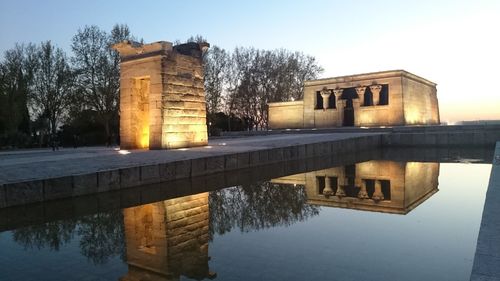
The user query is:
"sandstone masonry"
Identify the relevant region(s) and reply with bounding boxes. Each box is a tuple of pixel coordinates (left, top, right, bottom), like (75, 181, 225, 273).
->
(113, 41, 209, 149)
(268, 70, 440, 128)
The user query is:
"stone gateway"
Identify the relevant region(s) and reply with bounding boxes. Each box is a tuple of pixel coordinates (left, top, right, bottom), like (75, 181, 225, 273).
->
(113, 40, 209, 150)
(268, 70, 440, 129)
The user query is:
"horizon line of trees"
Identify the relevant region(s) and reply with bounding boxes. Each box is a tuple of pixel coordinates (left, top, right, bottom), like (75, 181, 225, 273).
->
(0, 26, 323, 149)
(0, 23, 132, 148)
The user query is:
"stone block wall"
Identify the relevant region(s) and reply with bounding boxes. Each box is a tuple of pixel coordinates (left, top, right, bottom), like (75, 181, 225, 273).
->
(270, 70, 438, 129)
(355, 76, 404, 126)
(113, 40, 208, 150)
(303, 71, 408, 128)
(162, 52, 208, 149)
(402, 75, 440, 125)
(119, 54, 164, 149)
(268, 101, 304, 129)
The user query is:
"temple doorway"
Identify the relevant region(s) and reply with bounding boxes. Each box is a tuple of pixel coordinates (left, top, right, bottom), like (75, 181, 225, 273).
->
(343, 99, 355, 126)
(341, 87, 358, 126)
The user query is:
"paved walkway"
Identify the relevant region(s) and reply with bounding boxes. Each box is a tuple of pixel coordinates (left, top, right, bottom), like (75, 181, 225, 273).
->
(471, 142, 500, 280)
(0, 133, 377, 185)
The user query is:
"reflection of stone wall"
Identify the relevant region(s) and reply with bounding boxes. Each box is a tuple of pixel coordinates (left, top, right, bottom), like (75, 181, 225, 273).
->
(164, 193, 210, 279)
(113, 41, 208, 149)
(404, 162, 440, 210)
(272, 160, 439, 214)
(121, 192, 211, 281)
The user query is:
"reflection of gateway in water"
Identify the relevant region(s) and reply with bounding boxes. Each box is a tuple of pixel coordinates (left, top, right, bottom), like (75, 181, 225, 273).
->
(120, 192, 216, 281)
(272, 161, 440, 214)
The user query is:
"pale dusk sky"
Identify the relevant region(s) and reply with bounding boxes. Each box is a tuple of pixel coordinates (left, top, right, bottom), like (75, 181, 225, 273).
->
(1, 0, 499, 122)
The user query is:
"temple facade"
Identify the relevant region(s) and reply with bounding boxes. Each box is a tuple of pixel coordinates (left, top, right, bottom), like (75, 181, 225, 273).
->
(272, 160, 439, 214)
(268, 70, 440, 129)
(113, 40, 209, 150)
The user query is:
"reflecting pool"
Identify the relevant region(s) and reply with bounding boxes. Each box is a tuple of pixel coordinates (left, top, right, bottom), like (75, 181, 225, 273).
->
(0, 148, 493, 281)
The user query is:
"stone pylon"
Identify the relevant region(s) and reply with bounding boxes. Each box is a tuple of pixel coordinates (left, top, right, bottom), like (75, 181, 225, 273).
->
(113, 40, 209, 150)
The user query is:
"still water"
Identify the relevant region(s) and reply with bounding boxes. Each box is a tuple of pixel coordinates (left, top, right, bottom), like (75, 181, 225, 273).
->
(0, 149, 493, 281)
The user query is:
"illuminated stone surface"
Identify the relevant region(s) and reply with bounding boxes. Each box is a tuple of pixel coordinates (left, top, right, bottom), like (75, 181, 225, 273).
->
(1, 127, 499, 208)
(121, 192, 212, 280)
(268, 70, 440, 128)
(272, 160, 440, 214)
(113, 40, 209, 149)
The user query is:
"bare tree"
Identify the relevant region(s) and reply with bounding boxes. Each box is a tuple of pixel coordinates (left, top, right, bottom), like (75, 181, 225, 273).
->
(71, 24, 132, 143)
(204, 45, 229, 114)
(163, 37, 321, 131)
(209, 182, 319, 237)
(0, 44, 34, 135)
(30, 41, 73, 135)
(225, 47, 323, 130)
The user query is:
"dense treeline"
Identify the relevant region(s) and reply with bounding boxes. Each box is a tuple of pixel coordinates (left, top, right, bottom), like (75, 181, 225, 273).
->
(0, 27, 322, 148)
(203, 43, 323, 133)
(0, 24, 132, 148)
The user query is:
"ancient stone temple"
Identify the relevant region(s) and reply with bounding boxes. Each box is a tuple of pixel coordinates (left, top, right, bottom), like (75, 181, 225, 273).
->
(268, 70, 440, 128)
(272, 160, 439, 214)
(113, 40, 209, 149)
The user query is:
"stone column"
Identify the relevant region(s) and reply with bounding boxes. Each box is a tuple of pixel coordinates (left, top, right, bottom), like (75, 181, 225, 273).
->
(333, 89, 344, 125)
(352, 98, 361, 126)
(333, 89, 343, 106)
(370, 85, 382, 106)
(323, 177, 334, 197)
(355, 86, 366, 106)
(335, 179, 346, 198)
(358, 180, 369, 199)
(320, 87, 331, 110)
(372, 180, 384, 201)
(336, 186, 346, 198)
(352, 99, 361, 108)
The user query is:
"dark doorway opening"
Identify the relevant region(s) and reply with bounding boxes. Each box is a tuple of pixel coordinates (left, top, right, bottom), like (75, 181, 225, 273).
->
(379, 85, 390, 105)
(364, 91, 373, 106)
(315, 91, 323, 109)
(343, 165, 359, 197)
(343, 99, 354, 126)
(328, 94, 336, 109)
(341, 87, 358, 126)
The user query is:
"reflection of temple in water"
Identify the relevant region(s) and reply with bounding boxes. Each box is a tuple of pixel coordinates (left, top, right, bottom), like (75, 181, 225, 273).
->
(118, 161, 439, 281)
(120, 192, 215, 281)
(272, 161, 439, 214)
